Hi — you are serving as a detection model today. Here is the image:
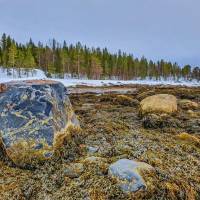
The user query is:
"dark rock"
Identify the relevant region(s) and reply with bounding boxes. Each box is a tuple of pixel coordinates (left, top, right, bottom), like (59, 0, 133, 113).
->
(0, 80, 79, 167)
(142, 114, 181, 129)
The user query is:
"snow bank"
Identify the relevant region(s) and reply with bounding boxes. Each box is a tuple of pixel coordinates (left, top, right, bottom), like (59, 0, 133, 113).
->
(1, 77, 199, 87)
(0, 67, 199, 87)
(51, 78, 200, 87)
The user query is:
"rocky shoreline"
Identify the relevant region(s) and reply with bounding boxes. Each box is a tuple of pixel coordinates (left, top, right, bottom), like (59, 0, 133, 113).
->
(0, 82, 199, 199)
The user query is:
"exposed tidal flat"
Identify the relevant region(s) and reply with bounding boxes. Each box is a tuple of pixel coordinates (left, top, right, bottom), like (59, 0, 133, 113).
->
(0, 84, 199, 200)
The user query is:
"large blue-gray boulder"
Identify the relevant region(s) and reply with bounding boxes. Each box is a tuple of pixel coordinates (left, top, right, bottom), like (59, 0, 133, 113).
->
(0, 80, 79, 167)
(108, 159, 154, 193)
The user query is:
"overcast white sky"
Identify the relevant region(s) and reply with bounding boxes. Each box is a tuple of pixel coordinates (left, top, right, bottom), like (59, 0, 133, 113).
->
(0, 0, 200, 66)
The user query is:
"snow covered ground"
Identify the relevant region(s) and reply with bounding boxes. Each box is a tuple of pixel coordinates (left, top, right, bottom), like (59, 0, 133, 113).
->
(0, 67, 199, 87)
(52, 78, 200, 87)
(0, 67, 46, 79)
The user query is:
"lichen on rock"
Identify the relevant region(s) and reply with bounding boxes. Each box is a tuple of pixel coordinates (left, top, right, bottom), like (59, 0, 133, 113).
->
(0, 80, 79, 167)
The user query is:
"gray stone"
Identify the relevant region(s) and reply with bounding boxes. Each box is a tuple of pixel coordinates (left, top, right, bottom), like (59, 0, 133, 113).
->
(108, 159, 154, 193)
(87, 146, 99, 154)
(0, 80, 79, 167)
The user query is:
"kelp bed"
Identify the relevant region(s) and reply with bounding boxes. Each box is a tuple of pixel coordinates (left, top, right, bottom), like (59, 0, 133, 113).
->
(0, 85, 200, 200)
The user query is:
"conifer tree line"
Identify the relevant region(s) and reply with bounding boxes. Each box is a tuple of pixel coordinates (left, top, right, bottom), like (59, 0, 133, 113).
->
(0, 33, 199, 80)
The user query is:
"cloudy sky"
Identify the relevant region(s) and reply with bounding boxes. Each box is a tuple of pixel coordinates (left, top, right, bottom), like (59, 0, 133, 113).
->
(0, 0, 199, 66)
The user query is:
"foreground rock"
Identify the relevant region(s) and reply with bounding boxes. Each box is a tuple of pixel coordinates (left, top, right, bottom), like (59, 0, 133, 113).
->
(0, 80, 79, 167)
(108, 159, 154, 193)
(140, 94, 177, 115)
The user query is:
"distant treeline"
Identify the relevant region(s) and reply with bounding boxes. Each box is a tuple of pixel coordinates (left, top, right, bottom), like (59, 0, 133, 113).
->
(0, 33, 199, 80)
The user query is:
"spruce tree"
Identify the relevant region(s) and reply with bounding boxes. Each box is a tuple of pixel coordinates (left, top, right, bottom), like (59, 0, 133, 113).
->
(8, 42, 17, 67)
(0, 33, 198, 81)
(24, 47, 36, 68)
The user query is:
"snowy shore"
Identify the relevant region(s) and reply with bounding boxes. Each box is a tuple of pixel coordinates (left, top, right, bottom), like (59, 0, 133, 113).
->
(0, 68, 199, 87)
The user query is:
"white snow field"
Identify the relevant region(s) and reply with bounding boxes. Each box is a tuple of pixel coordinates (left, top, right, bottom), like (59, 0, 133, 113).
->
(53, 78, 200, 87)
(0, 67, 199, 87)
(0, 67, 46, 79)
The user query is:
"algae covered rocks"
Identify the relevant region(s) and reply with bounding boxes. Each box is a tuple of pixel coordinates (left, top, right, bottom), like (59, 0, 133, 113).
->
(0, 80, 79, 167)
